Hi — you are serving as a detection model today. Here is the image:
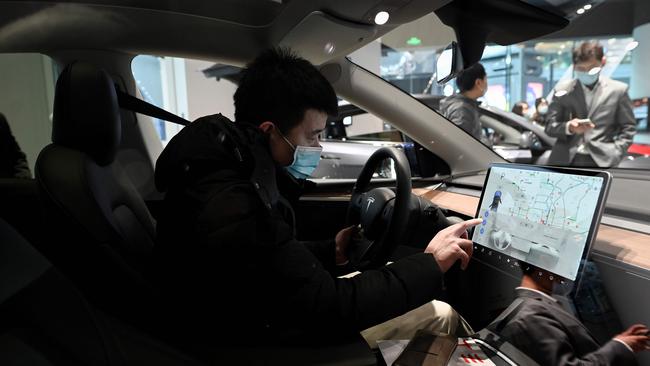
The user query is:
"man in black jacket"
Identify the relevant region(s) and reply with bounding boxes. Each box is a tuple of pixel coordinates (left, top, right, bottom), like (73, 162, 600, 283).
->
(153, 48, 480, 345)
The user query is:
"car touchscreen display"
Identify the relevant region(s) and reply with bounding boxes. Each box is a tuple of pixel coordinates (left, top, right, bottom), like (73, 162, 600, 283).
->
(471, 164, 606, 281)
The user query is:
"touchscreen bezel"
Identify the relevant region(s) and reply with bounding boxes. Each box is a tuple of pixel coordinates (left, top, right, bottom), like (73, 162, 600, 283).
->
(470, 163, 612, 289)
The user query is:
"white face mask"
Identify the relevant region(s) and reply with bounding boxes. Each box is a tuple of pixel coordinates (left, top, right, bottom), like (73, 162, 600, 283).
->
(480, 81, 488, 97)
(538, 105, 549, 115)
(524, 108, 535, 120)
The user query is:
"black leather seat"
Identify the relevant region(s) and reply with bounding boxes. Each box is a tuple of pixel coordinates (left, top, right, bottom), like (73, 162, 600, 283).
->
(34, 62, 156, 322)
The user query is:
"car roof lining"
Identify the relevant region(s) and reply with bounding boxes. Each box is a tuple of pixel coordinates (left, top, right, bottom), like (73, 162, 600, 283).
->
(0, 0, 569, 66)
(0, 0, 451, 65)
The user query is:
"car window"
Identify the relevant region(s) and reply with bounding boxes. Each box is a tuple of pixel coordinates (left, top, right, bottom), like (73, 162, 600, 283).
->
(131, 55, 237, 146)
(0, 53, 56, 178)
(346, 9, 649, 171)
(319, 100, 452, 180)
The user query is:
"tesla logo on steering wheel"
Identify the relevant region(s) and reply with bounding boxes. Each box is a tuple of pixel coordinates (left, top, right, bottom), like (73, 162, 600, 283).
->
(366, 197, 375, 212)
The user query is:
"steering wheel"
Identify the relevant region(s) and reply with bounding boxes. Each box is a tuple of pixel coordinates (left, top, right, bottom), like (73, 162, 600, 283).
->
(346, 147, 413, 270)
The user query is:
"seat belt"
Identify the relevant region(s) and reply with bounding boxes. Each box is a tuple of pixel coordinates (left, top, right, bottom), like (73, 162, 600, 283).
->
(487, 298, 526, 334)
(115, 88, 190, 126)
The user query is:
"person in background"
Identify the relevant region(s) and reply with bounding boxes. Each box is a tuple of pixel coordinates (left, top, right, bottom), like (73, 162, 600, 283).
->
(0, 113, 31, 179)
(511, 101, 529, 118)
(440, 63, 491, 145)
(544, 41, 636, 167)
(495, 266, 650, 365)
(533, 97, 550, 126)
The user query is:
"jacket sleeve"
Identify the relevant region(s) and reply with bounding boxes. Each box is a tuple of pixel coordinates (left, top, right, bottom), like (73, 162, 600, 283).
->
(201, 185, 445, 335)
(500, 313, 637, 366)
(614, 88, 636, 155)
(270, 238, 444, 333)
(301, 239, 335, 268)
(545, 98, 571, 142)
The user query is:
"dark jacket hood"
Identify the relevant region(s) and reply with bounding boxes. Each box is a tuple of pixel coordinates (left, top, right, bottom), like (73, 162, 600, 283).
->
(155, 114, 263, 192)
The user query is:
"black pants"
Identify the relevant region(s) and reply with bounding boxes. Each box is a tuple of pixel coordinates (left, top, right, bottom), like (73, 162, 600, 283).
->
(571, 153, 598, 167)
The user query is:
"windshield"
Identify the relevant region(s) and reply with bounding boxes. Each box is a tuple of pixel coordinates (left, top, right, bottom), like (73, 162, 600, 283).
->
(344, 6, 649, 171)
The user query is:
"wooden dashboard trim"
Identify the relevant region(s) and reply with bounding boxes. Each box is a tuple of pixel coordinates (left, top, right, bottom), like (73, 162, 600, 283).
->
(412, 188, 650, 270)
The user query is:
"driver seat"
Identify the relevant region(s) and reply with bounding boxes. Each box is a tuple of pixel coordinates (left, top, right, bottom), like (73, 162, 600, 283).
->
(34, 62, 156, 321)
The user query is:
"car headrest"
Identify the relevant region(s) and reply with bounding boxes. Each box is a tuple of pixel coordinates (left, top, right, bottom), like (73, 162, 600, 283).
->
(52, 62, 121, 166)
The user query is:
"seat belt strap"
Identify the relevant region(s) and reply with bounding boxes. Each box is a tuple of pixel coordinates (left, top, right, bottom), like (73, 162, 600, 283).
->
(115, 89, 190, 126)
(487, 298, 525, 334)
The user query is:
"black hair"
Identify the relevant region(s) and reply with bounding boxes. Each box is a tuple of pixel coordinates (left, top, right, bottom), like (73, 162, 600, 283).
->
(573, 42, 604, 64)
(511, 101, 528, 116)
(534, 97, 548, 109)
(233, 47, 338, 134)
(455, 63, 486, 93)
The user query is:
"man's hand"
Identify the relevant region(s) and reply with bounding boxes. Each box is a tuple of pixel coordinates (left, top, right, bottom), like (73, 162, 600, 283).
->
(335, 225, 357, 265)
(615, 324, 650, 352)
(567, 118, 595, 134)
(424, 218, 482, 272)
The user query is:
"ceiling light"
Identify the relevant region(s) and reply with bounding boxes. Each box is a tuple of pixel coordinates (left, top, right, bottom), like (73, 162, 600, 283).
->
(584, 4, 592, 10)
(324, 42, 335, 54)
(576, 8, 585, 14)
(625, 41, 639, 52)
(374, 11, 389, 25)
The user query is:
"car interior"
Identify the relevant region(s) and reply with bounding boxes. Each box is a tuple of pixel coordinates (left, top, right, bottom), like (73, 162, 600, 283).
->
(1, 0, 649, 365)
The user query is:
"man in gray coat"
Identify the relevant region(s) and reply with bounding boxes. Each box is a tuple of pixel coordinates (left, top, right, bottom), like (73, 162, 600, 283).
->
(545, 42, 636, 167)
(439, 63, 490, 145)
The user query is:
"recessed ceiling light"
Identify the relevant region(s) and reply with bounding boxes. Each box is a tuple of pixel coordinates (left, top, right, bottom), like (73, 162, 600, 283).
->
(374, 11, 389, 25)
(324, 42, 335, 54)
(584, 4, 592, 10)
(576, 8, 585, 14)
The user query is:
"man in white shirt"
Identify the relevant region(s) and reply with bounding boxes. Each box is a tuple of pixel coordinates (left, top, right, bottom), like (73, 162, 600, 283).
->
(545, 42, 636, 167)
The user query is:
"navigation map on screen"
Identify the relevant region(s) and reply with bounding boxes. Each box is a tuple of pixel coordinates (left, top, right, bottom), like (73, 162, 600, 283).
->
(471, 166, 604, 281)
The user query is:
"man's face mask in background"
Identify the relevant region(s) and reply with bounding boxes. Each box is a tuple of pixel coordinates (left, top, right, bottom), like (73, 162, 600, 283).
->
(279, 132, 322, 179)
(575, 66, 601, 87)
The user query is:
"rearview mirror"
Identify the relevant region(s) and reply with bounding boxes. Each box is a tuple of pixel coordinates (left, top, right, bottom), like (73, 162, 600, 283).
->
(436, 42, 464, 84)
